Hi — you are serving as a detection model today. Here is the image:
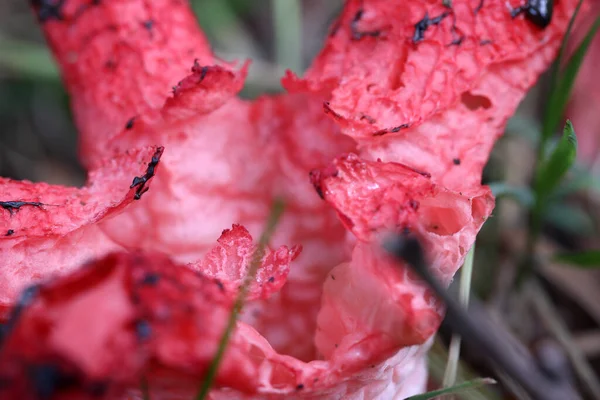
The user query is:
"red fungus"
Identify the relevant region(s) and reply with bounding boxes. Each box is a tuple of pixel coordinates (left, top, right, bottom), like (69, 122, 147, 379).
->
(0, 0, 580, 398)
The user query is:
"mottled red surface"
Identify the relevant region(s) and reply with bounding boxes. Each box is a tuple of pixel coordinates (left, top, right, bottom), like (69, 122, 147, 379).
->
(0, 253, 249, 399)
(0, 0, 579, 398)
(189, 224, 302, 300)
(0, 146, 163, 317)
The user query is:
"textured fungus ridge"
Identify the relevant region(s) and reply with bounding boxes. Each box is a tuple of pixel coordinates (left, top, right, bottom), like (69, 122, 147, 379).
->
(0, 0, 578, 398)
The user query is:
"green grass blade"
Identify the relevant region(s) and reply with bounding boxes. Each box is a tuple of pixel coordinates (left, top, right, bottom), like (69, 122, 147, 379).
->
(195, 199, 285, 400)
(429, 339, 501, 400)
(535, 121, 578, 200)
(543, 7, 600, 141)
(555, 250, 600, 268)
(549, 0, 584, 87)
(443, 245, 475, 388)
(488, 182, 535, 208)
(404, 378, 497, 400)
(272, 0, 303, 72)
(544, 202, 595, 236)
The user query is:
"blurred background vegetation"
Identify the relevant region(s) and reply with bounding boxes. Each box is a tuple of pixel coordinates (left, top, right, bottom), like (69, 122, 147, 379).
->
(2, 1, 600, 399)
(0, 0, 342, 186)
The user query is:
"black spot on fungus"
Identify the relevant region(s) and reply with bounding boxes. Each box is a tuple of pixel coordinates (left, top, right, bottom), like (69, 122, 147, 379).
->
(296, 384, 304, 390)
(215, 279, 225, 291)
(31, 0, 66, 22)
(449, 35, 464, 46)
(360, 114, 376, 124)
(140, 273, 160, 286)
(331, 274, 336, 280)
(323, 102, 343, 120)
(372, 124, 410, 136)
(192, 60, 208, 82)
(511, 0, 553, 29)
(413, 11, 450, 43)
(480, 39, 492, 45)
(474, 0, 484, 14)
(453, 158, 461, 165)
(391, 124, 409, 133)
(409, 200, 419, 210)
(125, 117, 136, 130)
(350, 9, 382, 40)
(135, 320, 152, 340)
(403, 165, 431, 178)
(5, 230, 14, 236)
(0, 201, 44, 215)
(19, 286, 40, 307)
(446, 12, 465, 47)
(314, 186, 325, 199)
(104, 59, 117, 70)
(71, 1, 101, 19)
(0, 285, 39, 346)
(268, 276, 275, 283)
(310, 178, 325, 200)
(142, 19, 154, 31)
(28, 363, 79, 399)
(130, 147, 164, 200)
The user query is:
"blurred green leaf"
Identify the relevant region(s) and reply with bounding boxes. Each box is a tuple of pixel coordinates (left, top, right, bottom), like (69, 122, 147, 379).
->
(273, 0, 303, 72)
(535, 121, 577, 200)
(489, 182, 535, 208)
(0, 36, 58, 80)
(544, 202, 595, 236)
(505, 114, 541, 146)
(555, 251, 600, 268)
(542, 5, 600, 141)
(404, 378, 496, 400)
(227, 0, 253, 14)
(552, 163, 600, 198)
(192, 0, 261, 59)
